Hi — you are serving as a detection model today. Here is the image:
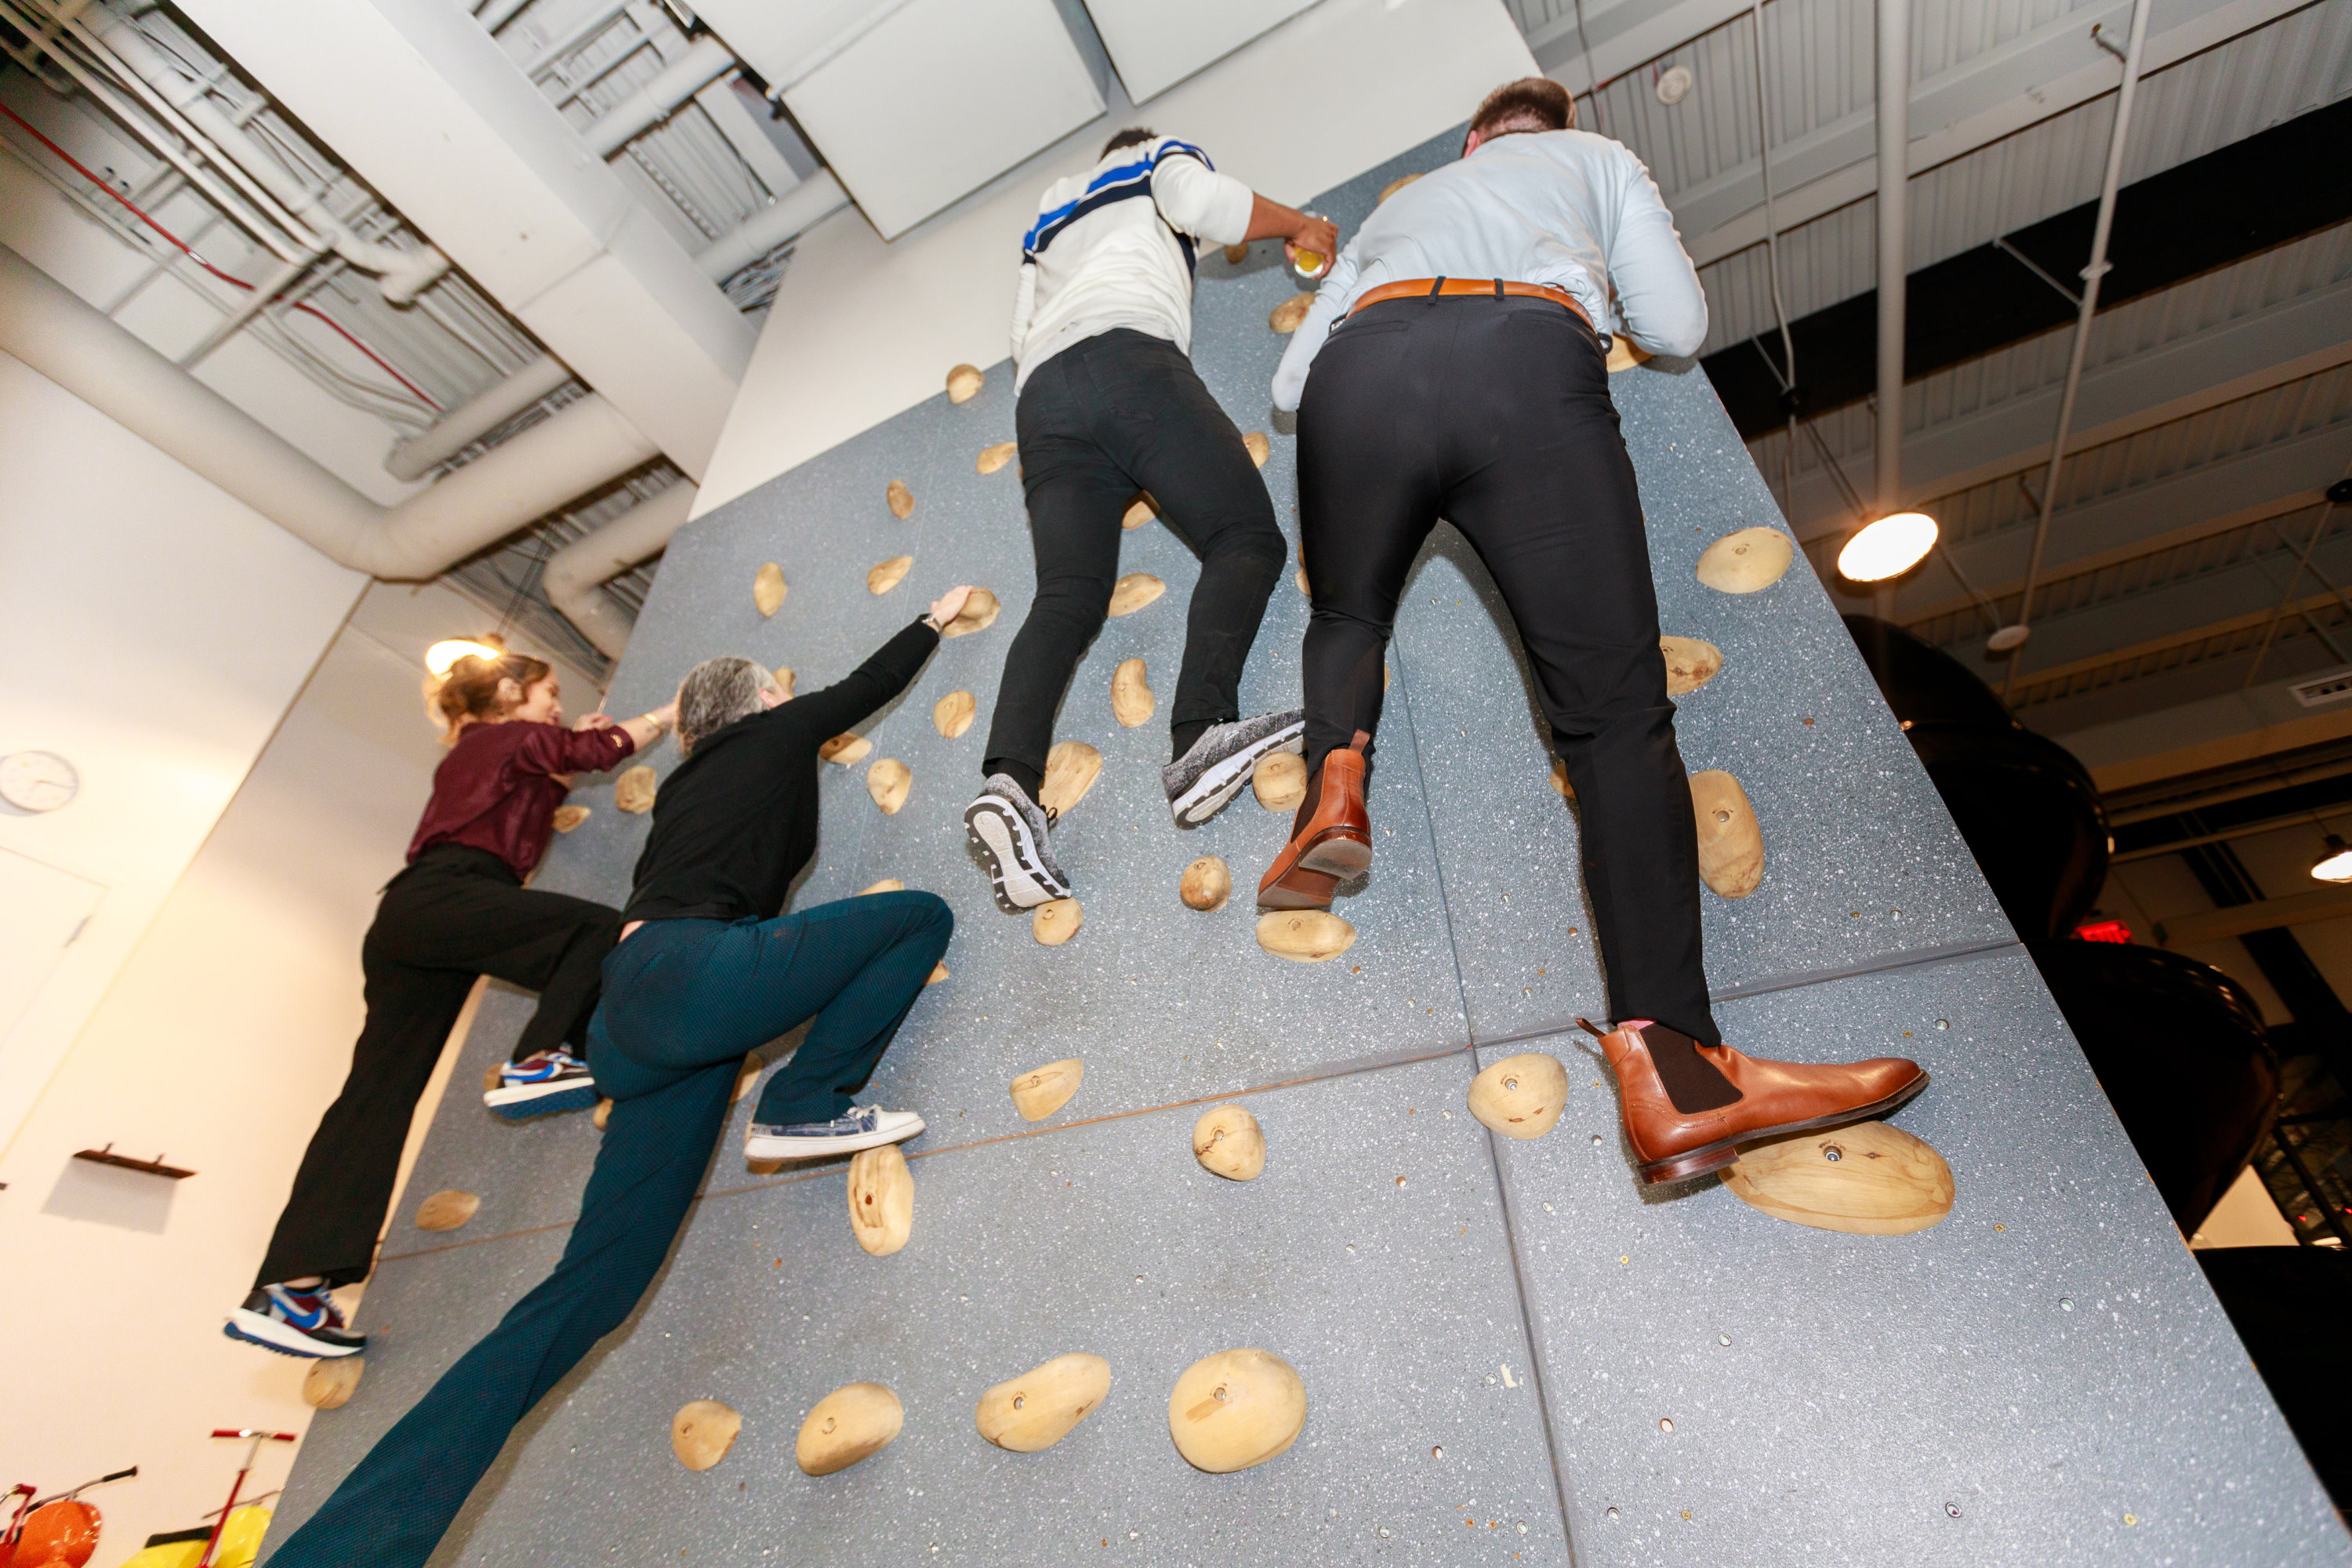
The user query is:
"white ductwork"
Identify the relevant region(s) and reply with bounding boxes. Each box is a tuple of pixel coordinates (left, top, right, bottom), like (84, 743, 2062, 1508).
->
(694, 169, 850, 281)
(581, 35, 738, 157)
(0, 243, 658, 580)
(384, 353, 576, 480)
(543, 483, 699, 657)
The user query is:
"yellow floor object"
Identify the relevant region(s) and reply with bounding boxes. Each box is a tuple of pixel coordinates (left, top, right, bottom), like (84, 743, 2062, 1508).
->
(114, 1506, 270, 1568)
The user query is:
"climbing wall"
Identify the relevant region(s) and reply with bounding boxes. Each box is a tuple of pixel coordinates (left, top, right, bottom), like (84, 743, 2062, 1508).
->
(265, 129, 2350, 1566)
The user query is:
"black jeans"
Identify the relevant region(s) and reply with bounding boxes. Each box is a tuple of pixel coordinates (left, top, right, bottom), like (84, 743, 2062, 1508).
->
(253, 844, 621, 1288)
(985, 328, 1287, 780)
(1296, 295, 1720, 1047)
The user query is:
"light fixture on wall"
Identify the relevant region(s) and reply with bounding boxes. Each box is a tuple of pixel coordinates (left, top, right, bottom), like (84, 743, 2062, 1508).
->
(2310, 834, 2352, 884)
(424, 638, 503, 676)
(1837, 510, 1938, 583)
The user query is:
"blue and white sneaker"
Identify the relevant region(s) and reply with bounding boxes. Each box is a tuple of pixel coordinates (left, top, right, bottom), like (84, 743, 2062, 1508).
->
(744, 1105, 925, 1163)
(224, 1283, 365, 1359)
(485, 1049, 597, 1120)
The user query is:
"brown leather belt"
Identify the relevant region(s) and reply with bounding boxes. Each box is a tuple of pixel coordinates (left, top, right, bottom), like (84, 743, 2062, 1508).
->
(1348, 276, 1592, 328)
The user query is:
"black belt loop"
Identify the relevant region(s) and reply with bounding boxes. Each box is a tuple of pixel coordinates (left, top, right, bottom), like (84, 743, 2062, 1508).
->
(1493, 277, 1505, 299)
(1427, 276, 1446, 302)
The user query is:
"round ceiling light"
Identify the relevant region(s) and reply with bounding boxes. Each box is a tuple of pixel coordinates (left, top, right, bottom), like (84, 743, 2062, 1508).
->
(1656, 65, 1693, 105)
(1838, 510, 1938, 583)
(1986, 623, 2031, 652)
(2311, 834, 2352, 884)
(425, 638, 503, 676)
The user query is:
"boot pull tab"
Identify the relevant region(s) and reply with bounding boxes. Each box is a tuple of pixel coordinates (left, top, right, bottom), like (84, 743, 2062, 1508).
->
(1348, 729, 1370, 753)
(1574, 1017, 1610, 1040)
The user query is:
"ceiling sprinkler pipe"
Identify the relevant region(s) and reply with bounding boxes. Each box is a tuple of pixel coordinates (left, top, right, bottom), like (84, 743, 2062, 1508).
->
(385, 353, 577, 480)
(694, 170, 849, 282)
(580, 35, 738, 158)
(542, 482, 699, 657)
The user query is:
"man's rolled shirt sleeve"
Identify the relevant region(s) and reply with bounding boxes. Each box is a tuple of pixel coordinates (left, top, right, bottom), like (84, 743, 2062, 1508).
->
(1151, 151, 1254, 246)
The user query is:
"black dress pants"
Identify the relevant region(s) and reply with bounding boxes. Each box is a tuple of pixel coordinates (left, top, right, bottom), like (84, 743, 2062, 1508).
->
(1295, 293, 1721, 1047)
(985, 328, 1287, 781)
(253, 844, 622, 1288)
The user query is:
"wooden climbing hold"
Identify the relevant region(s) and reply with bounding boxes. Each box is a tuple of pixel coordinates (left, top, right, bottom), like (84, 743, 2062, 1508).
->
(885, 479, 914, 520)
(1040, 741, 1102, 815)
(1468, 1053, 1569, 1140)
(866, 758, 912, 815)
(774, 666, 795, 699)
(1222, 241, 1249, 265)
(415, 1189, 478, 1232)
(926, 962, 949, 985)
(1122, 492, 1156, 530)
(1723, 1120, 1954, 1235)
(934, 689, 976, 738)
(1661, 636, 1722, 696)
(615, 765, 657, 813)
(1167, 1348, 1305, 1473)
(593, 1097, 613, 1130)
(942, 587, 1000, 637)
(302, 1356, 363, 1410)
(1378, 172, 1421, 203)
(1192, 1105, 1265, 1181)
(1695, 527, 1794, 593)
(797, 1384, 902, 1476)
(1032, 897, 1083, 946)
(868, 555, 913, 595)
(1253, 751, 1305, 811)
(734, 1051, 763, 1103)
(1180, 855, 1232, 913)
(1107, 573, 1164, 616)
(1690, 768, 1763, 898)
(1606, 337, 1652, 374)
(946, 364, 984, 404)
(672, 1399, 742, 1471)
(1011, 1058, 1083, 1120)
(1295, 567, 1311, 597)
(977, 440, 1017, 474)
(1269, 293, 1314, 333)
(819, 734, 872, 766)
(978, 1352, 1112, 1453)
(1112, 658, 1155, 728)
(1242, 430, 1269, 467)
(551, 804, 589, 833)
(858, 878, 904, 895)
(846, 1144, 913, 1257)
(1255, 909, 1356, 963)
(1549, 757, 1573, 799)
(753, 562, 788, 616)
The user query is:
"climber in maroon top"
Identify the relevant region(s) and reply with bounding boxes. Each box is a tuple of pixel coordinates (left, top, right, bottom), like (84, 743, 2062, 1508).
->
(227, 646, 675, 1361)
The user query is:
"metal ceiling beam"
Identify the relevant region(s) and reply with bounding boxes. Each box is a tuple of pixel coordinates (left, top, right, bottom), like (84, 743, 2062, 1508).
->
(1529, 0, 1755, 93)
(2006, 587, 2347, 710)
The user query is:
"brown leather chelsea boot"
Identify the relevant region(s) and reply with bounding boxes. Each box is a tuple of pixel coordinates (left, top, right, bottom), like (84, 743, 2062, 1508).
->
(1578, 1018, 1927, 1185)
(1257, 731, 1372, 911)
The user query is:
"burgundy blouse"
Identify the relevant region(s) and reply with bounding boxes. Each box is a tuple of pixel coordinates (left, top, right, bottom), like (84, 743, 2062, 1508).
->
(408, 720, 637, 879)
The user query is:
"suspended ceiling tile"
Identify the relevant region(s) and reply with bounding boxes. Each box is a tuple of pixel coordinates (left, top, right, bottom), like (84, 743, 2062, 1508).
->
(686, 0, 892, 90)
(1080, 0, 1320, 104)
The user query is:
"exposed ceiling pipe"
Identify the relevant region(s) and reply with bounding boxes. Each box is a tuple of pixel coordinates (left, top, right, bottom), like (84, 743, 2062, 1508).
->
(543, 483, 698, 657)
(693, 169, 849, 282)
(384, 353, 576, 479)
(1873, 0, 1907, 521)
(0, 242, 658, 579)
(581, 35, 737, 158)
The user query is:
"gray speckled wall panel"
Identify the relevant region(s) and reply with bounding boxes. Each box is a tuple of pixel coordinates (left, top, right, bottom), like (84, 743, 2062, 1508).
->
(1483, 946, 2349, 1566)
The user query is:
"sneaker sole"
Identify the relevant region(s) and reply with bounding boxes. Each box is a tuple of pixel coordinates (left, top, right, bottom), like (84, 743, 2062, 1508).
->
(744, 1117, 927, 1163)
(964, 798, 1066, 913)
(1634, 1071, 1932, 1185)
(224, 1308, 363, 1359)
(1169, 721, 1305, 826)
(484, 1080, 599, 1121)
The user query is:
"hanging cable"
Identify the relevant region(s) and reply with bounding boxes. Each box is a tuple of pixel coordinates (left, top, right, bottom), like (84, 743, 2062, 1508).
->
(1570, 0, 1604, 132)
(1748, 0, 1801, 516)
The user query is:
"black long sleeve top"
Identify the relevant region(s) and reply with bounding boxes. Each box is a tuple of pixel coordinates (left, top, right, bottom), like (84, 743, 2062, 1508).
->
(621, 619, 938, 926)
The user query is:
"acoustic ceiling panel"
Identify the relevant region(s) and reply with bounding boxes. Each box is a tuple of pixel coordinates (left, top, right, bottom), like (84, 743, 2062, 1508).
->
(684, 0, 886, 93)
(1081, 0, 1321, 103)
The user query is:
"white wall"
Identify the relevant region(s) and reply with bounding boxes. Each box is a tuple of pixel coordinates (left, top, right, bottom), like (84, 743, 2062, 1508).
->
(695, 0, 1539, 512)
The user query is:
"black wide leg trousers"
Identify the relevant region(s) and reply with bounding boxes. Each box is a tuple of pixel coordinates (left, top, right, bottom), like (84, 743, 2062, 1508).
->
(1295, 293, 1721, 1046)
(253, 844, 621, 1288)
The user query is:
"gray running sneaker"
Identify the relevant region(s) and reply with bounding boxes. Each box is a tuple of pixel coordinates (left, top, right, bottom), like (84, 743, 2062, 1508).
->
(964, 774, 1073, 912)
(1163, 710, 1305, 826)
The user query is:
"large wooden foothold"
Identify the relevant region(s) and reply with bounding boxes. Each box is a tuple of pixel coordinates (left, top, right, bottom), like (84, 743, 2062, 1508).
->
(1192, 1105, 1265, 1181)
(1112, 659, 1155, 727)
(1696, 527, 1794, 593)
(1269, 293, 1314, 333)
(773, 666, 796, 699)
(1011, 1058, 1083, 1120)
(866, 757, 912, 815)
(1167, 1348, 1306, 1473)
(885, 479, 914, 520)
(946, 363, 984, 404)
(1661, 636, 1723, 696)
(819, 734, 872, 767)
(303, 1355, 364, 1410)
(942, 587, 1000, 637)
(1690, 768, 1764, 898)
(1242, 430, 1269, 467)
(926, 962, 949, 985)
(868, 555, 913, 595)
(551, 803, 590, 833)
(1549, 758, 1574, 799)
(1223, 240, 1250, 264)
(1107, 573, 1165, 617)
(1468, 1054, 1570, 1140)
(977, 440, 1017, 474)
(1180, 855, 1232, 913)
(615, 765, 658, 813)
(1256, 910, 1356, 963)
(753, 562, 788, 616)
(1253, 751, 1305, 811)
(797, 1383, 903, 1476)
(846, 1144, 913, 1257)
(593, 1097, 613, 1130)
(734, 1051, 763, 1103)
(858, 878, 904, 896)
(1122, 492, 1157, 531)
(1723, 1121, 1955, 1235)
(934, 689, 976, 738)
(1606, 337, 1653, 373)
(672, 1399, 742, 1471)
(415, 1189, 478, 1232)
(1032, 897, 1083, 946)
(978, 1352, 1112, 1453)
(1378, 172, 1421, 202)
(1040, 741, 1102, 815)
